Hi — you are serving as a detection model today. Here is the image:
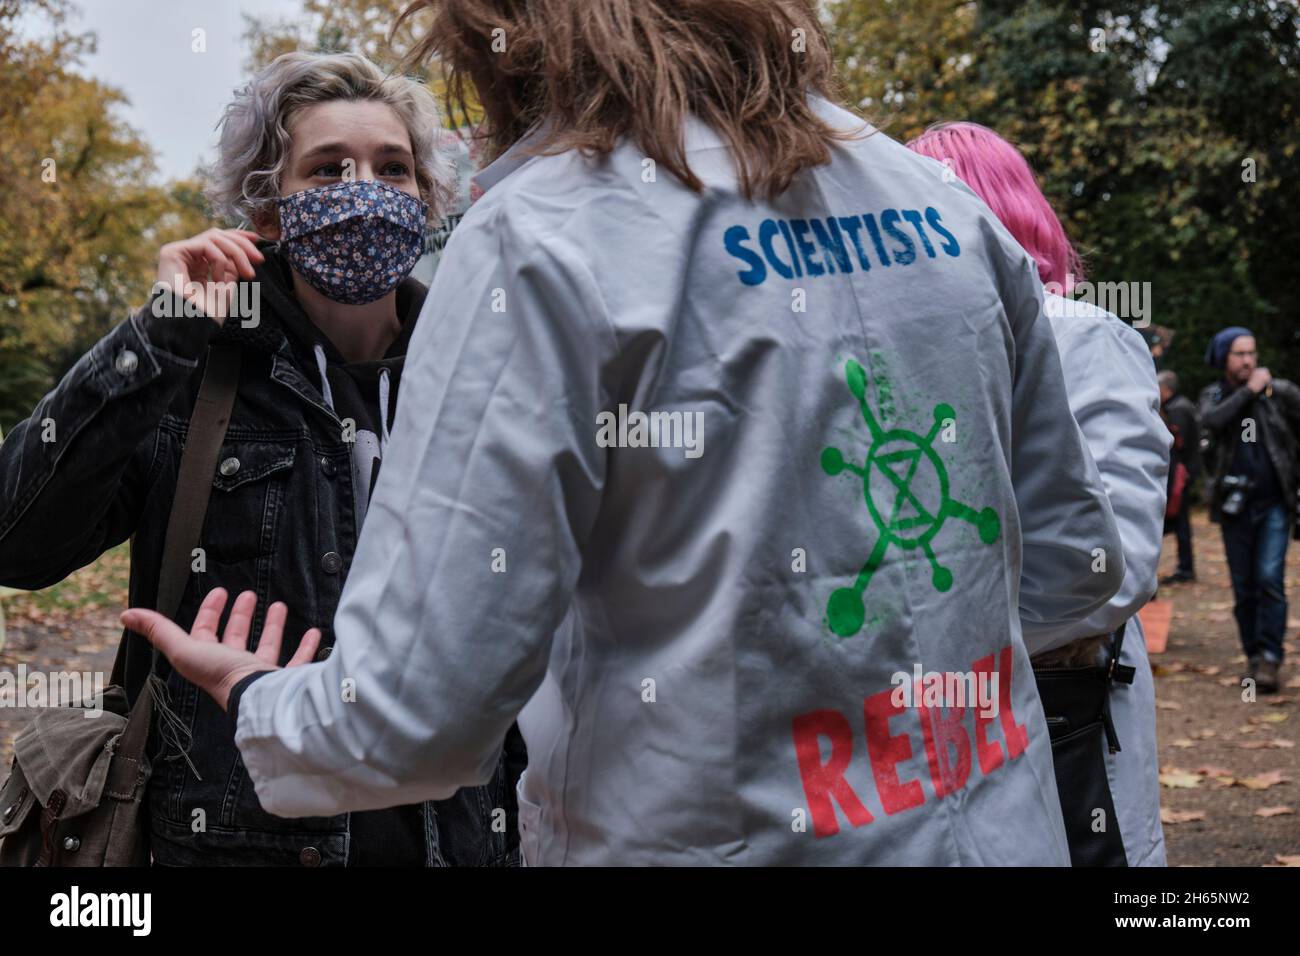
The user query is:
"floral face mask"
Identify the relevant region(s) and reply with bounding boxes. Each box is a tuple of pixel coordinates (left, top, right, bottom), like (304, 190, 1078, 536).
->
(277, 179, 429, 305)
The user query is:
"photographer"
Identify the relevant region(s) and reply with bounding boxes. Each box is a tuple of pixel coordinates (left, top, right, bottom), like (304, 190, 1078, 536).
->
(1199, 327, 1300, 693)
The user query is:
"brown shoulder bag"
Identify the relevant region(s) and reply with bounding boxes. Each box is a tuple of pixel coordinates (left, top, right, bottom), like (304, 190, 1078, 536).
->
(0, 344, 240, 865)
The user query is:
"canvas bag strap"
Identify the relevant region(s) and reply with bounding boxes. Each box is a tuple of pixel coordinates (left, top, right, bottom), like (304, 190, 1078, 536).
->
(113, 343, 241, 767)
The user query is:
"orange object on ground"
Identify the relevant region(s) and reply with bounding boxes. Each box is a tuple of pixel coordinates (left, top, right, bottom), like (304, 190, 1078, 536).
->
(1139, 599, 1173, 654)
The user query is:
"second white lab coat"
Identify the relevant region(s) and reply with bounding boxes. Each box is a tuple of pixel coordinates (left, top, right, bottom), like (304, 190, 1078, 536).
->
(1041, 293, 1170, 866)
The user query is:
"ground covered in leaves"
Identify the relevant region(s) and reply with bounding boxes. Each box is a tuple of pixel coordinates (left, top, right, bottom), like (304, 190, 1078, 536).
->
(0, 543, 127, 766)
(1151, 509, 1299, 867)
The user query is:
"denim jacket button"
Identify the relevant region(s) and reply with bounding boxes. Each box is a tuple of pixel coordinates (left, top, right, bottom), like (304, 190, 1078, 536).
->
(320, 457, 337, 478)
(320, 551, 342, 574)
(299, 846, 322, 867)
(62, 835, 81, 852)
(219, 456, 241, 477)
(114, 349, 138, 376)
(314, 644, 333, 662)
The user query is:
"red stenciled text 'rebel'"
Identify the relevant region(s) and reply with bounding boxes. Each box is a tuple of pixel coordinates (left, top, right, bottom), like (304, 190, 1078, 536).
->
(791, 645, 1030, 837)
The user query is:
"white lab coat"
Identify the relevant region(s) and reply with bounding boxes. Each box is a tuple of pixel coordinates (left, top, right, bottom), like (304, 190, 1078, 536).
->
(1040, 293, 1170, 866)
(234, 97, 1125, 864)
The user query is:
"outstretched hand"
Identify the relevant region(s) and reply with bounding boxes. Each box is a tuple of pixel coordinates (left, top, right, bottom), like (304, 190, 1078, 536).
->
(121, 588, 322, 713)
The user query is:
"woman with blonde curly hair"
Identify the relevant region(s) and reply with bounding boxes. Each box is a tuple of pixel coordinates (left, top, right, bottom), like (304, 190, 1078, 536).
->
(0, 49, 522, 866)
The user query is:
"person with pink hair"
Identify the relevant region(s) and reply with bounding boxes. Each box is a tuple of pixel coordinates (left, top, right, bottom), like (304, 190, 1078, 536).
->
(909, 122, 1171, 867)
(908, 122, 1085, 292)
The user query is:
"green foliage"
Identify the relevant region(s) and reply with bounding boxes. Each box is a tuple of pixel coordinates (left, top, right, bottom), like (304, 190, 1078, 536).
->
(242, 1, 479, 123)
(0, 1, 209, 429)
(243, 0, 425, 74)
(829, 0, 1300, 397)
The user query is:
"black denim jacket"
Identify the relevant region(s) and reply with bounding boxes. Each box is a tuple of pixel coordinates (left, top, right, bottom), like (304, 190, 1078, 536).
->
(0, 256, 524, 866)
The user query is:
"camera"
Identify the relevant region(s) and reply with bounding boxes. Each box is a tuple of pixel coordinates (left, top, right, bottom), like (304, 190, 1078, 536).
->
(1220, 474, 1254, 518)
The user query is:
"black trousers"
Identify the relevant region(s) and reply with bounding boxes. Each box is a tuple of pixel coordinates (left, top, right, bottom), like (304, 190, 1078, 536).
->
(1172, 505, 1195, 574)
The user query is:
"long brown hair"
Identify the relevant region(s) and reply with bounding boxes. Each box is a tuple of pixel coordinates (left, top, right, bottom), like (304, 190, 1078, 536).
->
(396, 0, 860, 200)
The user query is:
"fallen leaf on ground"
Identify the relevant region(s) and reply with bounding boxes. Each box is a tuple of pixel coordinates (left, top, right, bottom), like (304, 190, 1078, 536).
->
(1172, 738, 1195, 748)
(1160, 769, 1203, 789)
(1161, 808, 1207, 824)
(1237, 770, 1289, 791)
(1255, 806, 1294, 818)
(1247, 712, 1289, 725)
(1157, 700, 1182, 711)
(1276, 855, 1300, 867)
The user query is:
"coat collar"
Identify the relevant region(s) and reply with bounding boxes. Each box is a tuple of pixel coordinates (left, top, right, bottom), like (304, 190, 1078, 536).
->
(471, 113, 734, 194)
(471, 120, 551, 195)
(468, 101, 842, 195)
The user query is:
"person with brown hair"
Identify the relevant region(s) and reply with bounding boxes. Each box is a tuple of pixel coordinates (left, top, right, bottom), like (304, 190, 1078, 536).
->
(125, 0, 1124, 865)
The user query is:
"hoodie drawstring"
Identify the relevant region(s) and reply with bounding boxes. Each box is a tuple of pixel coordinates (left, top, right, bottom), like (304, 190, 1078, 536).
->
(315, 341, 391, 455)
(378, 367, 391, 456)
(313, 343, 336, 412)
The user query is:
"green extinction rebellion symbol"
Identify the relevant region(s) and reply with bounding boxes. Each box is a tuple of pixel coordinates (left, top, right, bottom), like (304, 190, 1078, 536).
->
(820, 358, 1000, 638)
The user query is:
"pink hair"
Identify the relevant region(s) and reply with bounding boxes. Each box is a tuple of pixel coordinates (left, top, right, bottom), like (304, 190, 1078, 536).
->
(906, 122, 1084, 291)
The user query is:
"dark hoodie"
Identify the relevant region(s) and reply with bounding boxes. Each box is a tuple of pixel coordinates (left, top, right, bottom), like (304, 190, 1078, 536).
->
(230, 245, 428, 866)
(255, 247, 422, 529)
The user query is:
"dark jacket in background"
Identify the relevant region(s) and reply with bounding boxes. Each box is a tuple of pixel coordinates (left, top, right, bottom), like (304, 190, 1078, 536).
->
(1198, 377, 1300, 526)
(1162, 393, 1202, 484)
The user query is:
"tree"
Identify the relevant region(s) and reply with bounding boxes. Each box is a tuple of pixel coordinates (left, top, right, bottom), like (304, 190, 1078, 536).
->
(246, 0, 421, 73)
(0, 0, 209, 427)
(243, 0, 481, 126)
(828, 0, 1300, 396)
